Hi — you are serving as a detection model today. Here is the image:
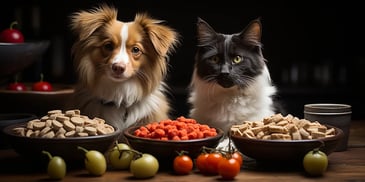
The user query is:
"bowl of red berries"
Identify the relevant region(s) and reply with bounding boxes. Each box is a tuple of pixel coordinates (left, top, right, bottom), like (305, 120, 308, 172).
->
(123, 116, 224, 166)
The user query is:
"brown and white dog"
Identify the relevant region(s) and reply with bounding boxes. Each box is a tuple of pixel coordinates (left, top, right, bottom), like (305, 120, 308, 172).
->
(69, 4, 180, 131)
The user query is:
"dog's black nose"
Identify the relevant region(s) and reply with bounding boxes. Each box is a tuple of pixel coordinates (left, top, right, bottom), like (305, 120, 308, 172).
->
(112, 63, 126, 75)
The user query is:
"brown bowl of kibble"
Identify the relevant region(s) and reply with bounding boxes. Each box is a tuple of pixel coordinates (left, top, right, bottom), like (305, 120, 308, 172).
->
(230, 113, 344, 165)
(2, 109, 121, 167)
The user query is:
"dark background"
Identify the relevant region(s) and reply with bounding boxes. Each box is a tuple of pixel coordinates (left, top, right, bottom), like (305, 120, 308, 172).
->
(1, 1, 364, 119)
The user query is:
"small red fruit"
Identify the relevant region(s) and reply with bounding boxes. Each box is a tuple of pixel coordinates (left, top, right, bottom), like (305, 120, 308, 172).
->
(204, 152, 223, 175)
(7, 82, 27, 91)
(173, 151, 193, 175)
(0, 21, 24, 43)
(32, 74, 53, 91)
(195, 153, 209, 174)
(7, 74, 27, 91)
(218, 157, 241, 180)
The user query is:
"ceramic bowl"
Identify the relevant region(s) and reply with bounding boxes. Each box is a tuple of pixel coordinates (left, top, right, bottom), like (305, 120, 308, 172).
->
(123, 125, 224, 167)
(0, 83, 74, 117)
(0, 41, 50, 78)
(2, 122, 121, 166)
(0, 113, 37, 148)
(230, 124, 344, 164)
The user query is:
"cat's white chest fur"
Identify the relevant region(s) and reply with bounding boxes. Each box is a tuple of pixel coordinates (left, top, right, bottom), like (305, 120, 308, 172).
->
(188, 67, 277, 149)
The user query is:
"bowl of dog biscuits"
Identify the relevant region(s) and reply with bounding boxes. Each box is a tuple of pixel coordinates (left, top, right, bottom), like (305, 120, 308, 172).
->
(230, 113, 344, 164)
(2, 109, 121, 166)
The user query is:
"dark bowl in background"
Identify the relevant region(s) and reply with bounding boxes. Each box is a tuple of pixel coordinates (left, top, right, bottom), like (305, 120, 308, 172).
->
(0, 113, 37, 148)
(0, 41, 50, 78)
(0, 83, 74, 117)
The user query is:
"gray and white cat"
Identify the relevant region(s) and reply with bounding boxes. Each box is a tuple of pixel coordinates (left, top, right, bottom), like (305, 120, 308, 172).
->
(188, 17, 283, 149)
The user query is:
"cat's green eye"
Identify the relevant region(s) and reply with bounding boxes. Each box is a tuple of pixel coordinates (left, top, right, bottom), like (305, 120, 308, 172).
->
(210, 56, 220, 63)
(232, 56, 242, 64)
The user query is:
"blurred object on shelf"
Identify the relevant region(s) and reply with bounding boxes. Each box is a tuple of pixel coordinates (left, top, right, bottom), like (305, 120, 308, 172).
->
(0, 83, 74, 117)
(0, 41, 50, 78)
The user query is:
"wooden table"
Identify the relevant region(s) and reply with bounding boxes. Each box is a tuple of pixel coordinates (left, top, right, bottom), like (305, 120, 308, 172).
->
(1, 121, 364, 181)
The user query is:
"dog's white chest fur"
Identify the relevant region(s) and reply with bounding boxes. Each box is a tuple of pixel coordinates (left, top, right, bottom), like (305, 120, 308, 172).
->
(72, 79, 167, 130)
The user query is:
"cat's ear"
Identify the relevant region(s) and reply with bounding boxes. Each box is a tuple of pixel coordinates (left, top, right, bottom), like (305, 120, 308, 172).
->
(196, 17, 217, 45)
(241, 18, 262, 45)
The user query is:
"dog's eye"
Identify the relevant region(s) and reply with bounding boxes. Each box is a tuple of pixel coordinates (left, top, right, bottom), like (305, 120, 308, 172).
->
(131, 46, 142, 56)
(103, 43, 114, 51)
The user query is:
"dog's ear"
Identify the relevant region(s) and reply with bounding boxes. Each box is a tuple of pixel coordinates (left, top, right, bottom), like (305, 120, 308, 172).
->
(70, 4, 117, 41)
(135, 13, 180, 57)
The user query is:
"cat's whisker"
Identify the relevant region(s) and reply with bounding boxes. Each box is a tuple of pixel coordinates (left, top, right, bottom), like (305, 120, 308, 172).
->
(207, 82, 218, 101)
(203, 75, 219, 101)
(203, 74, 218, 83)
(236, 75, 255, 88)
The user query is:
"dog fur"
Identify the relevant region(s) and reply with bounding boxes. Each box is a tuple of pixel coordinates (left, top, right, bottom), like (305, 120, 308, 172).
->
(68, 4, 180, 131)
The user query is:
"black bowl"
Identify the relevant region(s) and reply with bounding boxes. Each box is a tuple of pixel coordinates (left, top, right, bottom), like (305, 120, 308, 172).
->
(124, 126, 224, 167)
(0, 83, 74, 116)
(0, 41, 50, 78)
(0, 113, 37, 148)
(230, 125, 344, 164)
(3, 122, 121, 166)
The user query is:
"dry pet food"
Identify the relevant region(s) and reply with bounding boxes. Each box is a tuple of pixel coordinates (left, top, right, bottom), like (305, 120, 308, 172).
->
(230, 113, 336, 140)
(12, 109, 115, 138)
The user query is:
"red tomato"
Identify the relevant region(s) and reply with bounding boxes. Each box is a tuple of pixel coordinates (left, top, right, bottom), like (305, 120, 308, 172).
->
(173, 153, 193, 175)
(32, 81, 53, 91)
(0, 21, 24, 43)
(195, 153, 209, 174)
(218, 157, 241, 180)
(7, 82, 27, 91)
(231, 151, 243, 166)
(32, 74, 53, 91)
(204, 152, 223, 175)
